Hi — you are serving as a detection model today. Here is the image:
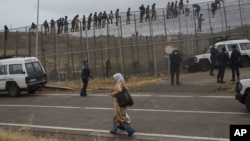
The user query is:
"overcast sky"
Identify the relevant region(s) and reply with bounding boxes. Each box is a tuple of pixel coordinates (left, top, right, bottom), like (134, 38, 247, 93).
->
(0, 0, 212, 30)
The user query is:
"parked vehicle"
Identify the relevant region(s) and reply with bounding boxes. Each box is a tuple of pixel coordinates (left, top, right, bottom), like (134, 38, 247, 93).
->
(0, 56, 47, 96)
(184, 39, 250, 72)
(235, 76, 250, 112)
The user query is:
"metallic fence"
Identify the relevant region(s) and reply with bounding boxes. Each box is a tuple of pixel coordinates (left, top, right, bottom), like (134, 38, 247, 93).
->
(1, 0, 250, 80)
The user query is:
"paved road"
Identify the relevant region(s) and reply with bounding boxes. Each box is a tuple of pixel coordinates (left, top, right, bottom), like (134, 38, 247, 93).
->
(0, 68, 250, 141)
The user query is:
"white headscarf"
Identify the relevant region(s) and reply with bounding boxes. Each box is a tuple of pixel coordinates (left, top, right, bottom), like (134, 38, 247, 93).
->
(113, 73, 125, 83)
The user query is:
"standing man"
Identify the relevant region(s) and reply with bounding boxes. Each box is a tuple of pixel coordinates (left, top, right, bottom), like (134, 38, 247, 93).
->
(115, 9, 120, 26)
(139, 4, 145, 23)
(4, 25, 9, 41)
(217, 47, 229, 83)
(210, 45, 218, 76)
(126, 8, 131, 24)
(170, 49, 182, 85)
(151, 3, 156, 21)
(230, 45, 241, 81)
(105, 59, 112, 77)
(197, 14, 204, 32)
(80, 60, 92, 96)
(87, 13, 92, 30)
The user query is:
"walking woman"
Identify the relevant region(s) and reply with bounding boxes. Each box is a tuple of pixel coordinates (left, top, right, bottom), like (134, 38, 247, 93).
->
(110, 73, 136, 136)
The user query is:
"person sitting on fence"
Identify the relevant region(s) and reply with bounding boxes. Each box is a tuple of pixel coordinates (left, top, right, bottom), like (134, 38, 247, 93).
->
(115, 9, 120, 26)
(139, 4, 145, 23)
(151, 3, 156, 21)
(108, 10, 114, 24)
(74, 15, 80, 32)
(50, 19, 56, 34)
(126, 8, 132, 24)
(29, 22, 37, 35)
(102, 11, 107, 28)
(98, 12, 103, 29)
(193, 4, 201, 18)
(179, 0, 185, 15)
(184, 0, 190, 16)
(56, 18, 63, 34)
(215, 0, 224, 9)
(166, 2, 171, 19)
(42, 20, 49, 35)
(93, 12, 98, 29)
(211, 2, 218, 18)
(170, 2, 174, 18)
(87, 13, 92, 30)
(173, 1, 179, 18)
(82, 15, 86, 31)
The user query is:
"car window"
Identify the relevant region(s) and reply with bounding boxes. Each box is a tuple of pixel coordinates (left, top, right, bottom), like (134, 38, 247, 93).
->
(33, 62, 42, 71)
(216, 45, 226, 52)
(9, 64, 23, 74)
(25, 63, 35, 73)
(227, 44, 239, 51)
(240, 43, 250, 50)
(0, 65, 7, 75)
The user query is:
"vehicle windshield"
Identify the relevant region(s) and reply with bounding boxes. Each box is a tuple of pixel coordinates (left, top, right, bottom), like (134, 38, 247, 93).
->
(240, 43, 250, 50)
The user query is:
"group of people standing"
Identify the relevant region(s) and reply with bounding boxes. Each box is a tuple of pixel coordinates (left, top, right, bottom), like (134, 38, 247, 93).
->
(210, 45, 241, 83)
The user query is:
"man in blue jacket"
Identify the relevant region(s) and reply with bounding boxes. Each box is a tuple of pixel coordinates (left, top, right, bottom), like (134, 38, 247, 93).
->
(81, 60, 92, 96)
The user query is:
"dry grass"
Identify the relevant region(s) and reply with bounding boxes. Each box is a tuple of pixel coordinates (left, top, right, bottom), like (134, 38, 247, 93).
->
(46, 75, 166, 93)
(0, 128, 61, 141)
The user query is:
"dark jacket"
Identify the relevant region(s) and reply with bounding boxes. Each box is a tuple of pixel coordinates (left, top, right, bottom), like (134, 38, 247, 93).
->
(81, 65, 91, 79)
(217, 51, 229, 66)
(210, 47, 219, 60)
(230, 50, 241, 65)
(170, 50, 182, 66)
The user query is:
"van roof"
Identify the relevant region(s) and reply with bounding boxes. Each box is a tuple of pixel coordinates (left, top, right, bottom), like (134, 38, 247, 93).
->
(0, 57, 39, 64)
(215, 39, 250, 45)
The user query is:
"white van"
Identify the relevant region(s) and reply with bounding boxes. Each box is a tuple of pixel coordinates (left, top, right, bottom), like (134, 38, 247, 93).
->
(0, 56, 47, 96)
(185, 39, 250, 72)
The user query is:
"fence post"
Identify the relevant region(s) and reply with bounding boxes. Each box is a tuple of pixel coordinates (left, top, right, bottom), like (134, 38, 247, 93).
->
(238, 0, 244, 30)
(149, 17, 157, 77)
(16, 30, 19, 56)
(192, 7, 199, 54)
(207, 3, 213, 38)
(130, 38, 135, 74)
(162, 9, 167, 38)
(70, 44, 75, 80)
(79, 21, 83, 67)
(222, 2, 228, 32)
(133, 14, 139, 62)
(67, 32, 70, 80)
(100, 41, 105, 77)
(114, 39, 120, 72)
(118, 17, 124, 74)
(219, 5, 225, 36)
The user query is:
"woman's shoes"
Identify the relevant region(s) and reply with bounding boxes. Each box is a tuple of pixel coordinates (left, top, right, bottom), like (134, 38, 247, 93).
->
(110, 130, 117, 134)
(128, 130, 136, 137)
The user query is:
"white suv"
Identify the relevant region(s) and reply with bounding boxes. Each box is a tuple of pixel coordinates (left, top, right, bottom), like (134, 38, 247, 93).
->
(185, 39, 250, 72)
(0, 56, 47, 96)
(235, 77, 250, 112)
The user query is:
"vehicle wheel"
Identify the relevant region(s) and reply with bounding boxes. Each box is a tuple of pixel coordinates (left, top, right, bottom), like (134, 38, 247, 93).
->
(28, 89, 36, 94)
(240, 57, 250, 68)
(245, 90, 250, 112)
(199, 60, 210, 71)
(8, 83, 20, 97)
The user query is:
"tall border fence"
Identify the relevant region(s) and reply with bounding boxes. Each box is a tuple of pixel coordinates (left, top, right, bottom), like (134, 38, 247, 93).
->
(1, 0, 250, 81)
